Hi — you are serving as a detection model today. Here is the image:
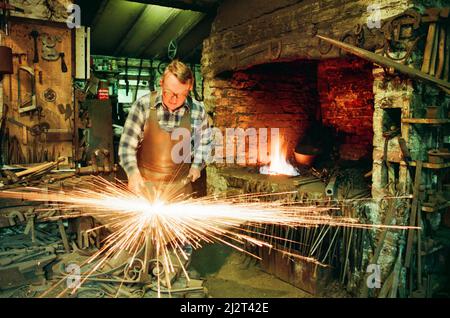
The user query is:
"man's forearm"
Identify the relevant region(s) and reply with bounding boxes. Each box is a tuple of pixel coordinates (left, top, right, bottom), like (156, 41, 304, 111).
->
(119, 152, 139, 177)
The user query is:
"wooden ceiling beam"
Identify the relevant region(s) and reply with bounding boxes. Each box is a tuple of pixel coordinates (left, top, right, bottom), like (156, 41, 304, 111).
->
(90, 0, 110, 29)
(151, 12, 205, 59)
(113, 4, 151, 56)
(126, 0, 219, 13)
(135, 9, 181, 57)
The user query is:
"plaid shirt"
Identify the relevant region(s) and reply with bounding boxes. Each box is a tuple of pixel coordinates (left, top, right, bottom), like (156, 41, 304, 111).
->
(118, 90, 212, 177)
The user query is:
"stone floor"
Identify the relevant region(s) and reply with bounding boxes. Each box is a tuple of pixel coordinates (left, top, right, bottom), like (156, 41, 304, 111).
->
(190, 244, 351, 298)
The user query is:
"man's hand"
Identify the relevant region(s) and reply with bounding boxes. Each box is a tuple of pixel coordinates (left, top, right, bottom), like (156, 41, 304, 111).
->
(127, 171, 146, 195)
(187, 167, 201, 182)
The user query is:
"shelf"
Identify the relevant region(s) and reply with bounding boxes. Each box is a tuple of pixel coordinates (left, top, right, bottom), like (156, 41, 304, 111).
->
(394, 160, 450, 169)
(93, 70, 122, 79)
(402, 118, 450, 124)
(93, 69, 122, 75)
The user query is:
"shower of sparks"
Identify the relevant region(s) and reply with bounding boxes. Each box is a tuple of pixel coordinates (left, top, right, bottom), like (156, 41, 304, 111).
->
(0, 177, 417, 297)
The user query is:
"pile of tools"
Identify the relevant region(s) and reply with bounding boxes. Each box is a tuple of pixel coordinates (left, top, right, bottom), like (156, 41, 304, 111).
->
(0, 208, 206, 298)
(0, 218, 64, 292)
(0, 157, 66, 188)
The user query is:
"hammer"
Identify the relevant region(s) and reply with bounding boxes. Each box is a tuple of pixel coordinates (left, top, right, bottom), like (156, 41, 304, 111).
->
(59, 52, 68, 73)
(30, 30, 39, 63)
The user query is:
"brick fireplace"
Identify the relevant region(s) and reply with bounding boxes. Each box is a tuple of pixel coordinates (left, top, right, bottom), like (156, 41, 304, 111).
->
(201, 0, 449, 297)
(211, 57, 375, 166)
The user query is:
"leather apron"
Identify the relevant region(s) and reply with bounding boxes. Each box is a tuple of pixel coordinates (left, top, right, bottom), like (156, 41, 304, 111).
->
(137, 92, 193, 200)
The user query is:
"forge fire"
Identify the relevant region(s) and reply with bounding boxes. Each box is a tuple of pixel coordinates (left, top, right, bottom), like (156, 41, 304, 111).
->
(0, 0, 449, 306)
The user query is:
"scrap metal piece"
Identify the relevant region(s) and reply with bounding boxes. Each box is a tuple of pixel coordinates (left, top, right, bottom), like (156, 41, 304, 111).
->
(57, 219, 71, 253)
(0, 254, 56, 290)
(325, 175, 338, 198)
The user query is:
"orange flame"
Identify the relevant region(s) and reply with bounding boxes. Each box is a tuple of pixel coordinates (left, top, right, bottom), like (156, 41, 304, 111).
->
(260, 135, 299, 176)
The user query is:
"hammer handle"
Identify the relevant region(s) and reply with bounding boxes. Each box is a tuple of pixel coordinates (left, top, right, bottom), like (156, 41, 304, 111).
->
(32, 35, 39, 63)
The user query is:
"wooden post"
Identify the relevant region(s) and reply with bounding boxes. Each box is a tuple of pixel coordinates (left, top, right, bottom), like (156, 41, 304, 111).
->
(0, 31, 4, 122)
(405, 160, 423, 268)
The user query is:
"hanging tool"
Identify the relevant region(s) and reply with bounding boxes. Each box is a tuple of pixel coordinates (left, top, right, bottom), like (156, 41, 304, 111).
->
(41, 34, 61, 61)
(167, 40, 177, 60)
(57, 103, 72, 121)
(17, 65, 37, 114)
(59, 52, 67, 73)
(422, 22, 437, 75)
(435, 24, 446, 78)
(148, 60, 155, 92)
(133, 58, 143, 103)
(125, 58, 129, 96)
(29, 30, 39, 64)
(0, 1, 24, 35)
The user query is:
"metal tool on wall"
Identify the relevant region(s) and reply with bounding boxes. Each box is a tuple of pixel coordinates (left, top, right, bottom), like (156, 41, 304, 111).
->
(41, 34, 61, 61)
(29, 30, 39, 64)
(0, 1, 24, 35)
(17, 65, 38, 114)
(133, 58, 143, 103)
(59, 52, 67, 73)
(41, 33, 67, 73)
(421, 11, 449, 80)
(124, 57, 129, 96)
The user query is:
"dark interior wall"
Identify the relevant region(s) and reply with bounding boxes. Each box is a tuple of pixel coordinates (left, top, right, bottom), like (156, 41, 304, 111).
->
(318, 57, 374, 161)
(211, 0, 302, 32)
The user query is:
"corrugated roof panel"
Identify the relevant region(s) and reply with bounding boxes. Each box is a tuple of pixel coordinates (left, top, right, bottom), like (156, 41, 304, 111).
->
(83, 0, 216, 61)
(119, 5, 182, 57)
(142, 10, 205, 58)
(91, 1, 147, 54)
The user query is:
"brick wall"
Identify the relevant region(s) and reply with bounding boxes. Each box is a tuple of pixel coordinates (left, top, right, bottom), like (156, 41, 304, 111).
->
(318, 57, 374, 160)
(211, 60, 319, 164)
(210, 58, 374, 164)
